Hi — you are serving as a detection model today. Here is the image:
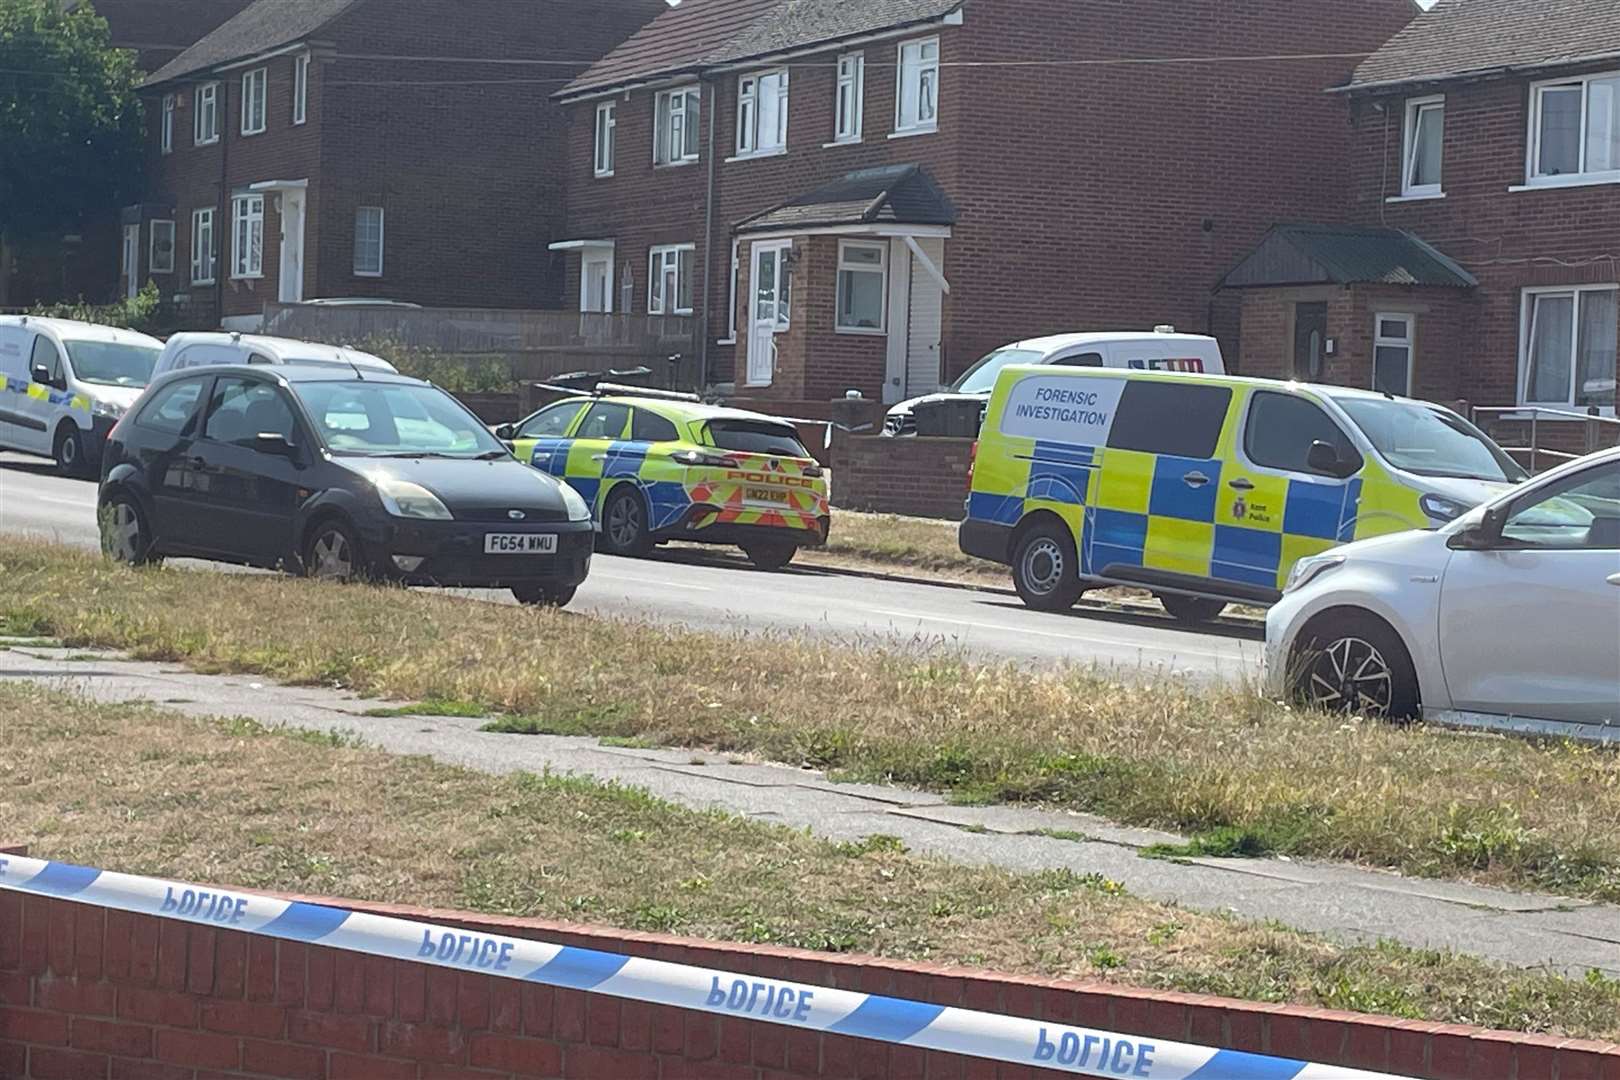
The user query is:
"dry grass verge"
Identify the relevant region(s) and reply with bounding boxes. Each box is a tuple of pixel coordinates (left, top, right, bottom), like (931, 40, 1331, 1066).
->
(3, 682, 1617, 1038)
(811, 510, 1001, 584)
(3, 540, 1619, 903)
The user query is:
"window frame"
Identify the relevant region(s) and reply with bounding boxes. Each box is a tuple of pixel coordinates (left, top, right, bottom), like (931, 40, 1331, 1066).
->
(630, 406, 681, 443)
(1372, 312, 1415, 397)
(148, 219, 176, 275)
(1518, 284, 1620, 412)
(834, 52, 865, 143)
(194, 82, 220, 145)
(353, 206, 385, 277)
(647, 243, 696, 316)
(1241, 389, 1363, 478)
(653, 85, 701, 166)
(240, 67, 267, 136)
(231, 194, 264, 280)
(576, 400, 632, 441)
(894, 36, 940, 136)
(594, 101, 616, 177)
(1526, 69, 1620, 187)
(1400, 95, 1444, 198)
(835, 239, 888, 335)
(735, 67, 789, 158)
(135, 376, 207, 436)
(293, 53, 309, 125)
(191, 207, 216, 285)
(160, 94, 174, 154)
(1500, 459, 1620, 550)
(517, 401, 586, 440)
(203, 375, 300, 449)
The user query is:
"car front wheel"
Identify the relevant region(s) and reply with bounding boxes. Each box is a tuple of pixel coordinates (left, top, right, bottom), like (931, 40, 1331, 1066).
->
(303, 519, 368, 583)
(100, 494, 160, 566)
(1292, 612, 1419, 720)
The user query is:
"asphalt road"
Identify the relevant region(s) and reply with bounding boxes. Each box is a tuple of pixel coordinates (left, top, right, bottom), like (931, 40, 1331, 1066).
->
(0, 452, 1260, 678)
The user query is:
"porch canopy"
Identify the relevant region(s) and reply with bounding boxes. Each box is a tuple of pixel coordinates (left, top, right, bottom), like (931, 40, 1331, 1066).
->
(1221, 223, 1477, 289)
(734, 163, 957, 237)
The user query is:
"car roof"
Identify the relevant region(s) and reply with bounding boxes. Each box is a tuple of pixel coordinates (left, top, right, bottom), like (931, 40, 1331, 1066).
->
(551, 395, 802, 427)
(0, 315, 163, 348)
(161, 332, 392, 367)
(156, 362, 426, 387)
(1002, 331, 1220, 354)
(994, 364, 1449, 408)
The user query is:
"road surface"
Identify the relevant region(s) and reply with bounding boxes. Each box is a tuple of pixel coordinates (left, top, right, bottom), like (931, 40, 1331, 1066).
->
(0, 453, 1260, 678)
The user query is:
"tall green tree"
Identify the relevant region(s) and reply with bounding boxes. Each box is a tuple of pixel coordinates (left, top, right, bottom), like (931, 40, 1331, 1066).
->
(0, 0, 144, 300)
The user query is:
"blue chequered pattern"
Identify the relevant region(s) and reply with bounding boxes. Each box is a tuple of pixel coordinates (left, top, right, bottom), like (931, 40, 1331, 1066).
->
(645, 480, 692, 530)
(529, 438, 573, 478)
(1282, 478, 1349, 540)
(967, 491, 1024, 526)
(1149, 456, 1222, 522)
(1025, 441, 1096, 506)
(1211, 525, 1283, 587)
(1336, 478, 1364, 542)
(1083, 507, 1149, 576)
(602, 442, 649, 479)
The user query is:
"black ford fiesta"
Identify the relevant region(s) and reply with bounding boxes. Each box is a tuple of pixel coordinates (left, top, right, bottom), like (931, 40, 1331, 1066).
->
(97, 364, 593, 606)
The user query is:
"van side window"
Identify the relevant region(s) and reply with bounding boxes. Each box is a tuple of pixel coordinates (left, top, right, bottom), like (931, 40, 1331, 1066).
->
(1107, 381, 1231, 459)
(136, 378, 206, 436)
(1245, 392, 1361, 476)
(1053, 352, 1103, 367)
(630, 408, 680, 443)
(30, 336, 64, 387)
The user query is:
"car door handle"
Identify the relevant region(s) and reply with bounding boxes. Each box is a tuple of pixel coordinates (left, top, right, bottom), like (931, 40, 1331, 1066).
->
(1183, 471, 1210, 488)
(1228, 479, 1255, 491)
(187, 455, 208, 470)
(591, 453, 608, 462)
(1608, 573, 1620, 587)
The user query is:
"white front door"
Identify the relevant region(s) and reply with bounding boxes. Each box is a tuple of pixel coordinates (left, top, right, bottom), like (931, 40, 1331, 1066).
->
(582, 256, 612, 313)
(748, 240, 791, 387)
(122, 225, 140, 299)
(905, 237, 944, 395)
(278, 192, 306, 304)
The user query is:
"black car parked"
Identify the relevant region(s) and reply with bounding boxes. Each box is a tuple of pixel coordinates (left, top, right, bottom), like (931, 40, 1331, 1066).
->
(98, 364, 594, 606)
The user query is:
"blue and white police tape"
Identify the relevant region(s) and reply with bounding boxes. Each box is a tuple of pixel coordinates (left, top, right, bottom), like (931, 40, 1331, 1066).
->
(0, 854, 1409, 1080)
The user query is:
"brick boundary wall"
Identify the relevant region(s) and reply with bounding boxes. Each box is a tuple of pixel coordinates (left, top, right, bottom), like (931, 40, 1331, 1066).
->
(830, 436, 975, 521)
(3, 849, 1619, 1079)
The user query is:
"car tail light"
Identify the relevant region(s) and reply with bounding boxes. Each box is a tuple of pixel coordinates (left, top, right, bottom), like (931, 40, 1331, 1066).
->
(669, 449, 741, 468)
(802, 464, 824, 478)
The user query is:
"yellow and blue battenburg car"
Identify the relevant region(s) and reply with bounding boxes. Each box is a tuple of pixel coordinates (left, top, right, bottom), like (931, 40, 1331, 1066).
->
(496, 386, 830, 570)
(960, 367, 1526, 622)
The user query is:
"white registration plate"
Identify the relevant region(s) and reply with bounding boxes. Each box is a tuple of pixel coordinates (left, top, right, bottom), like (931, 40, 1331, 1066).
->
(484, 533, 558, 555)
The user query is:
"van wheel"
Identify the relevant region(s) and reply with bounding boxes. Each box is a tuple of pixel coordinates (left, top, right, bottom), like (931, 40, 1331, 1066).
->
(1011, 520, 1083, 611)
(598, 486, 652, 557)
(1158, 593, 1227, 624)
(54, 425, 87, 478)
(1291, 612, 1419, 721)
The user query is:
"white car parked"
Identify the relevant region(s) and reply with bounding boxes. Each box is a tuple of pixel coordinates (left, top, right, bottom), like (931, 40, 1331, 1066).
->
(1266, 446, 1620, 741)
(152, 332, 396, 378)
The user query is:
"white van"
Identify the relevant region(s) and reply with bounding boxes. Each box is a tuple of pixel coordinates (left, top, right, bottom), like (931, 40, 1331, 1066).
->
(152, 332, 397, 378)
(0, 316, 164, 475)
(883, 329, 1225, 436)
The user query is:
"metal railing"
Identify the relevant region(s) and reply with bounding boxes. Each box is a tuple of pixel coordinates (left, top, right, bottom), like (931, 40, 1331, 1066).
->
(1470, 404, 1620, 473)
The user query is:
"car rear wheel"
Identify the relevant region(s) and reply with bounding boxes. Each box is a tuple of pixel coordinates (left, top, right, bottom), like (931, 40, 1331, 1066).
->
(743, 541, 797, 571)
(598, 486, 652, 557)
(303, 519, 368, 583)
(54, 425, 87, 478)
(512, 583, 576, 608)
(1011, 520, 1083, 611)
(1292, 612, 1419, 721)
(1158, 593, 1227, 624)
(100, 494, 160, 566)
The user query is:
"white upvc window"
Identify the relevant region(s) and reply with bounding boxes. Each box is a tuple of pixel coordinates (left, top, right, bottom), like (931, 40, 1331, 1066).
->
(241, 67, 267, 135)
(353, 206, 384, 276)
(293, 53, 309, 125)
(1401, 95, 1444, 197)
(191, 208, 216, 284)
(836, 241, 887, 333)
(149, 219, 176, 275)
(1520, 285, 1619, 410)
(648, 244, 695, 315)
(1372, 313, 1414, 396)
(736, 68, 788, 156)
(1528, 71, 1620, 185)
(895, 37, 939, 135)
(594, 101, 616, 177)
(722, 238, 740, 342)
(160, 94, 174, 153)
(834, 52, 864, 143)
(654, 86, 701, 165)
(231, 194, 264, 279)
(194, 82, 219, 145)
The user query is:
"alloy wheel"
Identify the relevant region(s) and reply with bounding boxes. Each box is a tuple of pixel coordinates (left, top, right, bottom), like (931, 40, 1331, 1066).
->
(1306, 636, 1394, 716)
(608, 496, 641, 549)
(309, 530, 355, 580)
(105, 501, 141, 563)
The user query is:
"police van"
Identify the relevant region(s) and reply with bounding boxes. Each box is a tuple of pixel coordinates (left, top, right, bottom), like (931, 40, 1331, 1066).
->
(0, 315, 164, 475)
(960, 367, 1526, 621)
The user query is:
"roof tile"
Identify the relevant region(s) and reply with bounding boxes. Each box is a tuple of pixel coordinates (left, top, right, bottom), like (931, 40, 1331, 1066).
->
(144, 0, 360, 87)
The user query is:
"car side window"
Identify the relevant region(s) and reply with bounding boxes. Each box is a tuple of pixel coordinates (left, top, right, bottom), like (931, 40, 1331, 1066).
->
(1107, 380, 1232, 458)
(203, 377, 298, 448)
(517, 402, 584, 440)
(1501, 461, 1620, 551)
(1244, 392, 1362, 477)
(1052, 352, 1103, 368)
(576, 401, 630, 441)
(135, 378, 206, 436)
(631, 408, 679, 443)
(30, 335, 64, 386)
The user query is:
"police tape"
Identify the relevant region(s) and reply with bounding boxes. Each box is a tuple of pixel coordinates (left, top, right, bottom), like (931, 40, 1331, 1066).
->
(0, 854, 1409, 1080)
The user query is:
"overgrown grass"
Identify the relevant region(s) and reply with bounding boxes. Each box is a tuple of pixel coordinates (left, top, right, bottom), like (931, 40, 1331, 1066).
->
(3, 682, 1618, 1038)
(4, 540, 1620, 902)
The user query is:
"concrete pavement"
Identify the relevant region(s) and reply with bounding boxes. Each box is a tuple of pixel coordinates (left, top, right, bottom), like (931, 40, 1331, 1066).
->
(5, 643, 1615, 980)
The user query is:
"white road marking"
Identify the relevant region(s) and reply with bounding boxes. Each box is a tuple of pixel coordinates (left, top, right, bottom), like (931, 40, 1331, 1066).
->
(34, 494, 97, 509)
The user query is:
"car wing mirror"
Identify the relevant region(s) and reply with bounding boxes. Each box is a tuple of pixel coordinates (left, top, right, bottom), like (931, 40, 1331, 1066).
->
(254, 432, 298, 458)
(30, 364, 51, 385)
(1306, 440, 1355, 478)
(1447, 504, 1509, 550)
(492, 423, 516, 441)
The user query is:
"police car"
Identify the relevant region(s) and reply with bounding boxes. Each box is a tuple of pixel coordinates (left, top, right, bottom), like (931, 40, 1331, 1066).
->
(496, 387, 830, 570)
(960, 367, 1526, 622)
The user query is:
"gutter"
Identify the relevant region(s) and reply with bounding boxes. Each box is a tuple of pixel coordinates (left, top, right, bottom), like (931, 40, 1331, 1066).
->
(1331, 47, 1620, 95)
(699, 75, 718, 394)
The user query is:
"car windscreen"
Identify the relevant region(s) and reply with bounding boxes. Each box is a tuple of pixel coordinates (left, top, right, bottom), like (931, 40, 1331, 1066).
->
(952, 349, 1045, 395)
(64, 342, 160, 387)
(705, 420, 809, 458)
(1333, 397, 1527, 482)
(293, 381, 506, 457)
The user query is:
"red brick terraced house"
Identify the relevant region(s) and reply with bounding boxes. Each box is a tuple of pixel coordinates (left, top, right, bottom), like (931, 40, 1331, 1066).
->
(123, 0, 665, 328)
(548, 0, 1420, 415)
(1223, 0, 1620, 455)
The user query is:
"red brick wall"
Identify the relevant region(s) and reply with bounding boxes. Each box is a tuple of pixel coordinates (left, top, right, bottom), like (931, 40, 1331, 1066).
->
(830, 435, 974, 520)
(5, 883, 1620, 1080)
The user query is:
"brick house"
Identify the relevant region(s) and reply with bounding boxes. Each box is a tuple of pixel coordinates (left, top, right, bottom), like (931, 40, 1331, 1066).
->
(547, 0, 1419, 415)
(123, 0, 664, 328)
(1224, 0, 1620, 437)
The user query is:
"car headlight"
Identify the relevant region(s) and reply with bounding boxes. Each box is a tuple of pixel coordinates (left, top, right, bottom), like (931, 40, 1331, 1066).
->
(1283, 553, 1346, 594)
(558, 481, 592, 522)
(375, 477, 453, 520)
(92, 399, 126, 420)
(1419, 492, 1470, 524)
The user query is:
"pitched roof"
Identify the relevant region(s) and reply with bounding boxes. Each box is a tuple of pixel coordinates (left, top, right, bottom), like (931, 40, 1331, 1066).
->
(144, 0, 361, 87)
(1346, 0, 1620, 91)
(562, 0, 962, 98)
(735, 164, 957, 233)
(1220, 224, 1478, 289)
